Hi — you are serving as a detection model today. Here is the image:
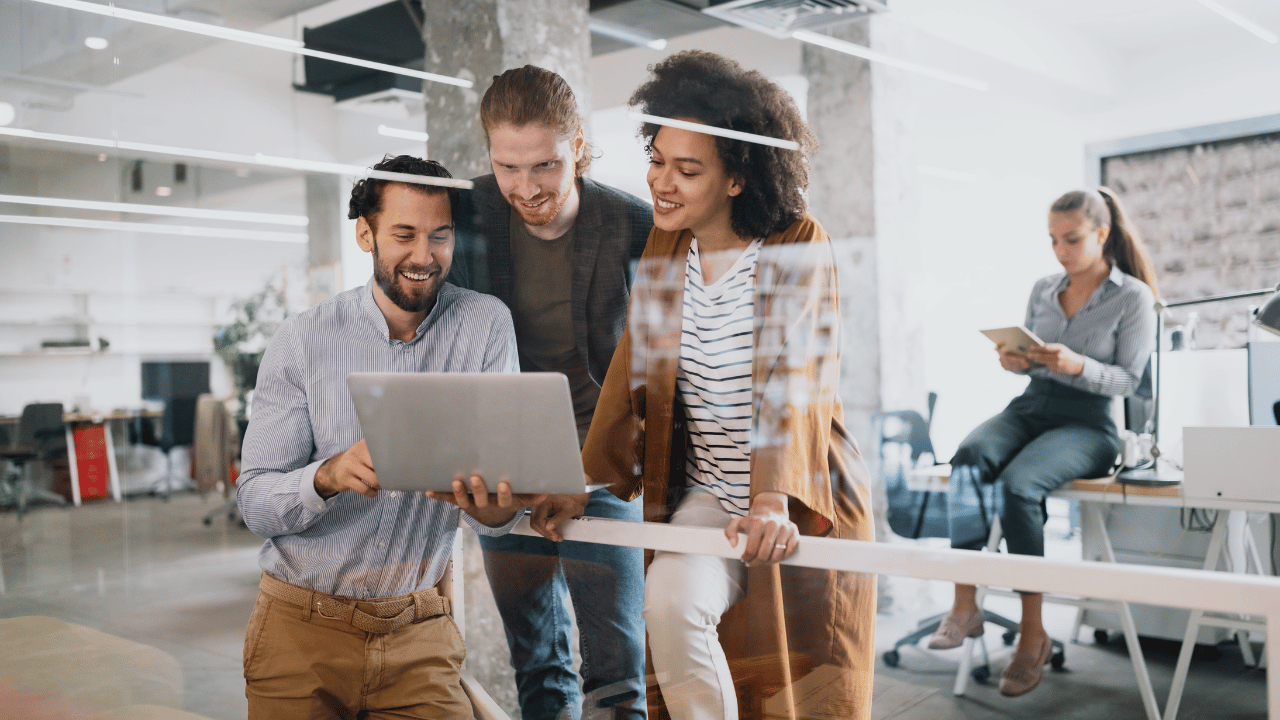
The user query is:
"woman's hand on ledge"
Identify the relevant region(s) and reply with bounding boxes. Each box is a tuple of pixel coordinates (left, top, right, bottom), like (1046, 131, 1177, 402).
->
(726, 491, 799, 566)
(1026, 342, 1085, 375)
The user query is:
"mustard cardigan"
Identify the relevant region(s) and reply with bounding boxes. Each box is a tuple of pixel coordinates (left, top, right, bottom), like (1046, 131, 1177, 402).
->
(582, 215, 877, 719)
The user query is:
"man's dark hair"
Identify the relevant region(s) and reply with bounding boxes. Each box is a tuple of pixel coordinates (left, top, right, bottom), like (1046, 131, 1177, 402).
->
(629, 50, 817, 239)
(348, 155, 459, 230)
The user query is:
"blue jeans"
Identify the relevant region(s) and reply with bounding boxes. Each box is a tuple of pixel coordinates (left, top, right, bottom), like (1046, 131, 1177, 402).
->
(948, 379, 1122, 557)
(479, 489, 646, 720)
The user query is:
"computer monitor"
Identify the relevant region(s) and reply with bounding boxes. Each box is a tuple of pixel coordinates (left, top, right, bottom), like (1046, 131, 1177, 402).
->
(141, 361, 211, 401)
(1248, 342, 1280, 425)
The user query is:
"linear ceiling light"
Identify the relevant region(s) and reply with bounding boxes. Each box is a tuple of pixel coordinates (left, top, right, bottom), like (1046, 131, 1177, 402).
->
(30, 0, 473, 88)
(0, 214, 308, 242)
(0, 126, 475, 190)
(1193, 0, 1278, 43)
(589, 21, 667, 50)
(629, 112, 800, 150)
(792, 29, 990, 91)
(378, 125, 430, 143)
(0, 193, 308, 226)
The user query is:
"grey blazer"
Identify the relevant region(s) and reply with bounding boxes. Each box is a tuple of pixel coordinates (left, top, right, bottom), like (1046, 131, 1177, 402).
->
(447, 174, 653, 384)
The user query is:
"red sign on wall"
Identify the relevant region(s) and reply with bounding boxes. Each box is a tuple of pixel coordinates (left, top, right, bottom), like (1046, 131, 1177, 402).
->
(72, 425, 111, 501)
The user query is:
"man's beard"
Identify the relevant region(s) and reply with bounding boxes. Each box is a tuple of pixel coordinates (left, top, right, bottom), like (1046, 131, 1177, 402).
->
(509, 187, 570, 227)
(372, 239, 441, 313)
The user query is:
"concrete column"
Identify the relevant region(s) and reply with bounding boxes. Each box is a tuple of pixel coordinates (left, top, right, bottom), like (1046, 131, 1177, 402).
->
(802, 20, 879, 449)
(418, 3, 591, 715)
(804, 19, 928, 611)
(305, 172, 343, 306)
(420, 0, 591, 179)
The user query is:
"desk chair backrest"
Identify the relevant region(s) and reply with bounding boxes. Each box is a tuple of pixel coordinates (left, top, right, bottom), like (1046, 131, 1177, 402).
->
(161, 398, 199, 450)
(872, 391, 938, 466)
(17, 403, 66, 454)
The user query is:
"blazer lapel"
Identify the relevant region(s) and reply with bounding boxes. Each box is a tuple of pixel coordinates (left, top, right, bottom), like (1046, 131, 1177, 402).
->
(483, 192, 515, 307)
(571, 178, 602, 371)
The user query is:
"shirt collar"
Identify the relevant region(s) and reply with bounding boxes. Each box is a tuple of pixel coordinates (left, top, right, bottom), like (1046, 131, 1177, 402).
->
(358, 277, 442, 344)
(1106, 263, 1125, 287)
(1053, 264, 1124, 293)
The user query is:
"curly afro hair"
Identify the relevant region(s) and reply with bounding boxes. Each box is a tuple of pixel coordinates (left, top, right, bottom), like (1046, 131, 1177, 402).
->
(629, 50, 817, 239)
(348, 155, 459, 230)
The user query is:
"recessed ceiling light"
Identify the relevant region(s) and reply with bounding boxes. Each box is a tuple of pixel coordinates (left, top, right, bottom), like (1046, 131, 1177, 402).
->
(84, 36, 109, 50)
(0, 102, 14, 127)
(155, 186, 172, 197)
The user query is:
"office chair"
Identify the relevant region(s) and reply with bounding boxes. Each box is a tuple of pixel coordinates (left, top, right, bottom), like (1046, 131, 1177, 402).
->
(130, 398, 199, 499)
(0, 403, 70, 519)
(879, 395, 1068, 684)
(874, 392, 945, 539)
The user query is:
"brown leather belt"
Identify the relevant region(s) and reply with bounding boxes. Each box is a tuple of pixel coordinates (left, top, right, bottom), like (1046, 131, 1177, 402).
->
(259, 572, 451, 634)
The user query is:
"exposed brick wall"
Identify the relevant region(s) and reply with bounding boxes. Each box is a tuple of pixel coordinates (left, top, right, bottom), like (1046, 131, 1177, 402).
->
(1102, 132, 1280, 349)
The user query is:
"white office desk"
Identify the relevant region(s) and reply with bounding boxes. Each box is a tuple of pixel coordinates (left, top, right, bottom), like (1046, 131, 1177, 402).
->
(908, 465, 1277, 720)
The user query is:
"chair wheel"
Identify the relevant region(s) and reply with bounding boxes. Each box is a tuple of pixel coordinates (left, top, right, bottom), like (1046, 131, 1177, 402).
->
(1002, 631, 1017, 646)
(203, 517, 212, 526)
(882, 650, 900, 668)
(1051, 651, 1066, 670)
(972, 665, 991, 683)
(1094, 629, 1109, 645)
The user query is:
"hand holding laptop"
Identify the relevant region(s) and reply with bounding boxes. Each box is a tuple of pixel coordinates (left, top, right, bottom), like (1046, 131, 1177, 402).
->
(316, 439, 545, 527)
(427, 475, 547, 529)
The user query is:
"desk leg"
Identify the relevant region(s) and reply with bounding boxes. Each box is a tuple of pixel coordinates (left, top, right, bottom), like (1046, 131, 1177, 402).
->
(1240, 526, 1266, 667)
(104, 419, 121, 503)
(1087, 502, 1161, 720)
(1162, 510, 1228, 720)
(954, 516, 1006, 696)
(65, 427, 81, 507)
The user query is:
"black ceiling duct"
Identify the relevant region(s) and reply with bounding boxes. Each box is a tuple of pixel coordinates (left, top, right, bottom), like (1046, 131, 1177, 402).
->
(294, 1, 425, 102)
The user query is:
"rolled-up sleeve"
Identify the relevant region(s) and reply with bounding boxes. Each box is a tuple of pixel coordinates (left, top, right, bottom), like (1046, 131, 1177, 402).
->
(236, 319, 333, 538)
(1069, 285, 1156, 396)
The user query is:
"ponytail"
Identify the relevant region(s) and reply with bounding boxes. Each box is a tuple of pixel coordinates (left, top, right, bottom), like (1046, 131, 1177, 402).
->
(1050, 187, 1161, 301)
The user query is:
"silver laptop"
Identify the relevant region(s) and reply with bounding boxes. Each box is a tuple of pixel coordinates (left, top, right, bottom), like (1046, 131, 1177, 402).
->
(347, 372, 587, 494)
(1182, 426, 1280, 505)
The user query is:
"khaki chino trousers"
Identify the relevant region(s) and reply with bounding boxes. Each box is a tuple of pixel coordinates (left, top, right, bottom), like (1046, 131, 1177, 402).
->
(243, 585, 470, 720)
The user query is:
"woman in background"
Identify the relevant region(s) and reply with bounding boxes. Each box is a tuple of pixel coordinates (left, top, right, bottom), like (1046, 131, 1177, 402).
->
(929, 187, 1159, 698)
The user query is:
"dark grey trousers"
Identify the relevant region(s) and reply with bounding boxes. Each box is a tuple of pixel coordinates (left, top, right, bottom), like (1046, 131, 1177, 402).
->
(948, 379, 1122, 557)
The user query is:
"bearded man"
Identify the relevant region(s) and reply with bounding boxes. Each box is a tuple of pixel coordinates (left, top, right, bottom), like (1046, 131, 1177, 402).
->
(237, 155, 541, 720)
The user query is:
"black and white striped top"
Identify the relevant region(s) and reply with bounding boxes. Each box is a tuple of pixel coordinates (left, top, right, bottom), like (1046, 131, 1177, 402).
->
(1022, 264, 1156, 397)
(237, 279, 520, 599)
(677, 239, 761, 517)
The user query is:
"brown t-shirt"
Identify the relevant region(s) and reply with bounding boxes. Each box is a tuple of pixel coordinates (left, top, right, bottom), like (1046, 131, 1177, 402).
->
(508, 208, 600, 446)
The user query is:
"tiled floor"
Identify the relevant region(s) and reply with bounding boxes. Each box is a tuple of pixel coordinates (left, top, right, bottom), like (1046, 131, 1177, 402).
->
(0, 495, 1269, 719)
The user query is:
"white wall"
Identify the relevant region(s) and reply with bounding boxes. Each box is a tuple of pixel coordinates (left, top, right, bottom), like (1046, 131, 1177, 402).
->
(588, 3, 1280, 460)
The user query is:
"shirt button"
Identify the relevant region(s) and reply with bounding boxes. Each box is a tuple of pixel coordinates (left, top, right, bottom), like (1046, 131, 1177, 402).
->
(379, 542, 386, 548)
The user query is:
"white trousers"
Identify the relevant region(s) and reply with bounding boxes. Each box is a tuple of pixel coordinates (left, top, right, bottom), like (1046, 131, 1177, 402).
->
(644, 490, 746, 720)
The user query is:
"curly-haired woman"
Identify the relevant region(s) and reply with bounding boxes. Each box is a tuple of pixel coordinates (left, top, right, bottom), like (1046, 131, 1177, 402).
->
(532, 50, 876, 720)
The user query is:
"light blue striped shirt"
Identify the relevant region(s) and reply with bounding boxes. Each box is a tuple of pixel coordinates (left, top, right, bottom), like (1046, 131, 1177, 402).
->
(237, 279, 520, 598)
(1021, 264, 1156, 397)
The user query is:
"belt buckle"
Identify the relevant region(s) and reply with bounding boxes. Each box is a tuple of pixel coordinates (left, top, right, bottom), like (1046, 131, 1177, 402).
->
(316, 598, 343, 620)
